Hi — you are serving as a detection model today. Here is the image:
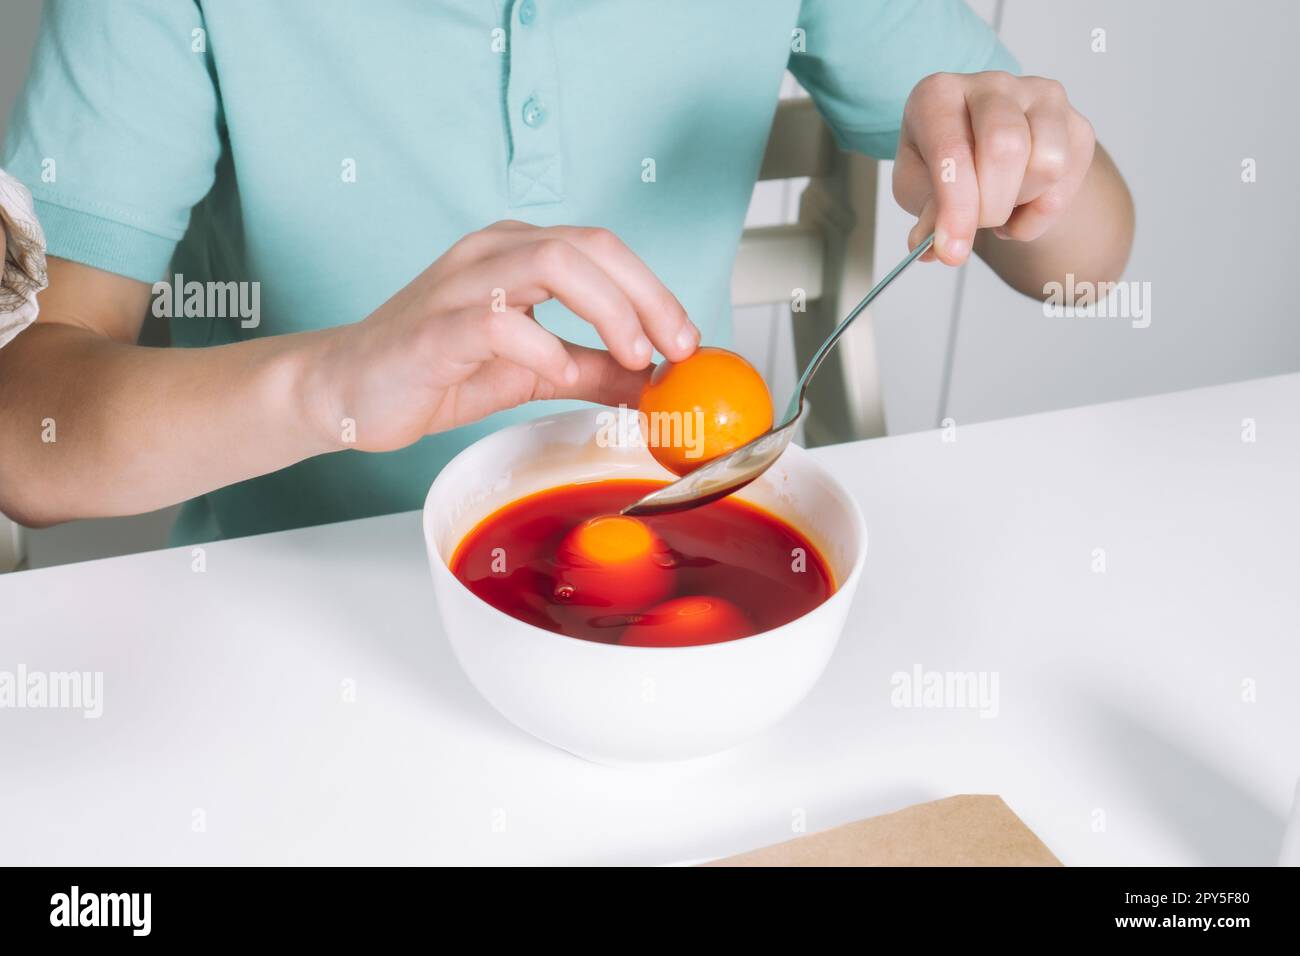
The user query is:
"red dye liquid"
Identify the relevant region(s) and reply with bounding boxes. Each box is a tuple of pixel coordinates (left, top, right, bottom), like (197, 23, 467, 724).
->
(449, 479, 834, 646)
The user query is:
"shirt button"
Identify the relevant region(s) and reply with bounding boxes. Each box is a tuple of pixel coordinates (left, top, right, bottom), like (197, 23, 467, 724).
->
(519, 0, 537, 26)
(522, 96, 547, 127)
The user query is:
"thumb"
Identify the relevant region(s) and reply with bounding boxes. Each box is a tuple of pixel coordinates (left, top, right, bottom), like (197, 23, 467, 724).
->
(548, 343, 652, 408)
(908, 198, 939, 263)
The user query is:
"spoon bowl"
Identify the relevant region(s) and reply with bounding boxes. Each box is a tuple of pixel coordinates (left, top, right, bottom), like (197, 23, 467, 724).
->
(623, 233, 934, 518)
(622, 418, 798, 516)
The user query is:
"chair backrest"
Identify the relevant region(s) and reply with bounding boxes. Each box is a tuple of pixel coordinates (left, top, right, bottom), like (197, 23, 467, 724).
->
(0, 512, 21, 572)
(734, 96, 886, 445)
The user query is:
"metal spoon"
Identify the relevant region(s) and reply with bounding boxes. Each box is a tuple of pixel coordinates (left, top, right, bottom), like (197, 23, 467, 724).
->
(622, 233, 934, 517)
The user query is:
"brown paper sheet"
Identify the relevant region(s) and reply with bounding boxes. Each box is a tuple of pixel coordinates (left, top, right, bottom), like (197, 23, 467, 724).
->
(707, 794, 1061, 867)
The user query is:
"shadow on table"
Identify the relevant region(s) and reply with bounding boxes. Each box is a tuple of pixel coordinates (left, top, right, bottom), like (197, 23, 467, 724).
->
(1089, 696, 1285, 865)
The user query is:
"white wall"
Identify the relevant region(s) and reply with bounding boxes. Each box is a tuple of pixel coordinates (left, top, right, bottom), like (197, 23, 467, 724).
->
(872, 0, 1300, 432)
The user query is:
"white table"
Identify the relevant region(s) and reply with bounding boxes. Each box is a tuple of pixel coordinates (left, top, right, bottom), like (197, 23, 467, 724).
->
(2, 375, 1297, 866)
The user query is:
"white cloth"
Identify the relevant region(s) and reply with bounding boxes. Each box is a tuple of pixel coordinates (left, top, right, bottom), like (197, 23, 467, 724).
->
(0, 167, 48, 348)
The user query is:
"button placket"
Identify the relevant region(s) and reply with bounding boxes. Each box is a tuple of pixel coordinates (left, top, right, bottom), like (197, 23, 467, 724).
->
(506, 0, 563, 206)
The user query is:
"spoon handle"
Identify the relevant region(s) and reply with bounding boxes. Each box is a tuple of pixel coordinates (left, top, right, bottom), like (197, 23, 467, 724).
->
(782, 232, 935, 424)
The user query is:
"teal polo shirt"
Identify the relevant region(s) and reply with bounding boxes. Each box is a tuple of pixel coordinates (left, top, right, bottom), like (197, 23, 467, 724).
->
(3, 0, 1015, 543)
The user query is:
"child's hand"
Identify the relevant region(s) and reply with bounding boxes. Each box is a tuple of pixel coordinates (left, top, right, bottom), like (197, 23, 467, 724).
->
(894, 71, 1097, 266)
(301, 220, 699, 452)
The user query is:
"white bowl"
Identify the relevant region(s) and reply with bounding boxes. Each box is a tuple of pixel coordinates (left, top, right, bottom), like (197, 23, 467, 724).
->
(422, 407, 867, 764)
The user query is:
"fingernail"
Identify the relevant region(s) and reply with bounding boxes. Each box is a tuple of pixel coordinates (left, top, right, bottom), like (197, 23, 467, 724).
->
(945, 238, 970, 261)
(932, 226, 954, 258)
(992, 227, 1011, 240)
(675, 327, 697, 354)
(563, 359, 579, 385)
(633, 335, 653, 362)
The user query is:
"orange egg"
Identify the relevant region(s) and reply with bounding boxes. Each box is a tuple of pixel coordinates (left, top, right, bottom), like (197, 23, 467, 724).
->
(638, 346, 773, 477)
(621, 595, 755, 647)
(554, 514, 673, 611)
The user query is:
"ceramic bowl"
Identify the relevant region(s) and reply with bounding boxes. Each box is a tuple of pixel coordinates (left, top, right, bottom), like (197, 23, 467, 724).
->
(422, 407, 866, 764)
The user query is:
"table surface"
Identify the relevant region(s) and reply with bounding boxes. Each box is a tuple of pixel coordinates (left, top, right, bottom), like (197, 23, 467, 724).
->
(2, 375, 1297, 866)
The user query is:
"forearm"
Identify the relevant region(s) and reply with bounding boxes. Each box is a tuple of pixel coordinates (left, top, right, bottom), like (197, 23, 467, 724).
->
(0, 322, 334, 526)
(974, 142, 1135, 298)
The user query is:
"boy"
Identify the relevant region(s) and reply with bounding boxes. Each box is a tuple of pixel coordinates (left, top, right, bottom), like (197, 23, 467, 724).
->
(0, 0, 1133, 542)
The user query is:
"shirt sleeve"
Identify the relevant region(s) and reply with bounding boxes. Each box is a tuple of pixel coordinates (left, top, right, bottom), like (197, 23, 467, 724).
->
(789, 0, 1020, 160)
(0, 0, 223, 284)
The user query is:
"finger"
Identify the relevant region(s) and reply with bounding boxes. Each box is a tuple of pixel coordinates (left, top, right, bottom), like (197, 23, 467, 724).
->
(461, 342, 649, 411)
(902, 77, 981, 264)
(541, 343, 653, 407)
(1018, 100, 1071, 204)
(997, 113, 1095, 242)
(546, 227, 698, 361)
(907, 197, 940, 263)
(968, 91, 1031, 229)
(890, 134, 933, 216)
(447, 306, 579, 388)
(435, 219, 535, 270)
(443, 238, 654, 370)
(444, 222, 698, 362)
(439, 339, 649, 429)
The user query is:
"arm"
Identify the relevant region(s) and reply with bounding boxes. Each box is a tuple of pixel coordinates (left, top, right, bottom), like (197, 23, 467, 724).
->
(971, 142, 1133, 296)
(0, 222, 697, 527)
(895, 71, 1135, 295)
(0, 259, 325, 526)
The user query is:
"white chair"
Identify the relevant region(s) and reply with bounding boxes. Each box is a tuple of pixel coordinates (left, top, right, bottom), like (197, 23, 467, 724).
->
(733, 95, 886, 447)
(0, 516, 20, 572)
